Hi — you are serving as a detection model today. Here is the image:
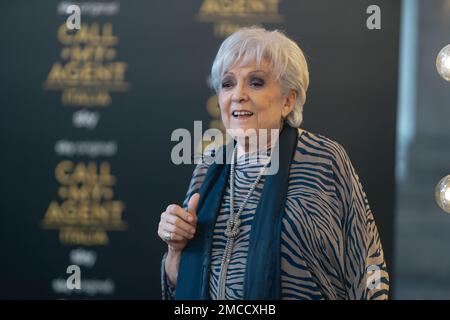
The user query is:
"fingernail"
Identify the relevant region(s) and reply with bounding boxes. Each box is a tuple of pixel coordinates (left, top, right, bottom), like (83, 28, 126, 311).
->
(188, 215, 193, 222)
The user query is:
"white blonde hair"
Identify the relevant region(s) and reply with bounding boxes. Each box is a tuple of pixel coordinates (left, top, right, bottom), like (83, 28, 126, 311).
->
(210, 27, 309, 127)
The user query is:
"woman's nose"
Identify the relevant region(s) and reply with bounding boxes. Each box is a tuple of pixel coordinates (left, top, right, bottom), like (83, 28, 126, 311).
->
(231, 82, 248, 103)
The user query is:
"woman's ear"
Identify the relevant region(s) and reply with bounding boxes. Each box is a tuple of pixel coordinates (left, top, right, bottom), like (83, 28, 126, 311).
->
(282, 90, 297, 118)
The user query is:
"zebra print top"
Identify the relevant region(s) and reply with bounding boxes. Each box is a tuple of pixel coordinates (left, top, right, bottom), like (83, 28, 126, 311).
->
(162, 129, 389, 300)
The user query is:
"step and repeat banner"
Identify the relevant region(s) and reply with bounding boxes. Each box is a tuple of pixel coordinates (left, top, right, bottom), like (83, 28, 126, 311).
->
(0, 0, 400, 299)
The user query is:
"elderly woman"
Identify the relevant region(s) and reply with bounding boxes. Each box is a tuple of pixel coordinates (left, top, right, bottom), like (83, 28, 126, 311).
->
(158, 27, 389, 300)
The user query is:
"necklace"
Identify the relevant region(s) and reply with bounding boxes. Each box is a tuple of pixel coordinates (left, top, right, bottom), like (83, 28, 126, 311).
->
(216, 144, 269, 300)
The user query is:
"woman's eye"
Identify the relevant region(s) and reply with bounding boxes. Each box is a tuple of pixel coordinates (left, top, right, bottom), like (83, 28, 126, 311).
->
(221, 81, 233, 88)
(250, 78, 265, 87)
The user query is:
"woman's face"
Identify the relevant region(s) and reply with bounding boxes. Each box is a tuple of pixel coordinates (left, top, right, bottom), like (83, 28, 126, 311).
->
(218, 59, 295, 133)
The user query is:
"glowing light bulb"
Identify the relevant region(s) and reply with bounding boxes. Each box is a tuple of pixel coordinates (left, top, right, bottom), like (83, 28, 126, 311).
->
(435, 175, 450, 214)
(436, 44, 450, 81)
(445, 188, 450, 202)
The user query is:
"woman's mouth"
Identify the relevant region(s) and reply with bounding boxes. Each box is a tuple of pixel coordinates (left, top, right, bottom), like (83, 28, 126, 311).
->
(232, 110, 254, 120)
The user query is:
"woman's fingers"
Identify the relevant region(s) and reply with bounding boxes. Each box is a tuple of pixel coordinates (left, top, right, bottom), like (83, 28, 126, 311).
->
(158, 219, 193, 241)
(158, 203, 198, 246)
(165, 204, 196, 226)
(163, 222, 194, 240)
(164, 213, 196, 235)
(159, 229, 184, 241)
(162, 205, 196, 232)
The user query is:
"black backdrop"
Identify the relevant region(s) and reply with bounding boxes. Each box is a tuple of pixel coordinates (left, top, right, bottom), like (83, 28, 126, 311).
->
(0, 0, 399, 299)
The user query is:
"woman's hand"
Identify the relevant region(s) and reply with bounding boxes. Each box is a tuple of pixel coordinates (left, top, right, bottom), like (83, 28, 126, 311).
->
(158, 193, 200, 287)
(158, 193, 200, 253)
